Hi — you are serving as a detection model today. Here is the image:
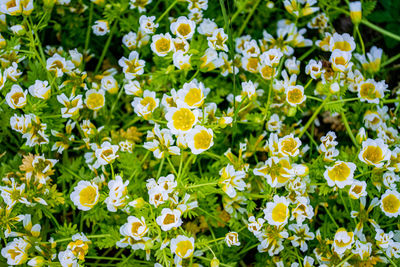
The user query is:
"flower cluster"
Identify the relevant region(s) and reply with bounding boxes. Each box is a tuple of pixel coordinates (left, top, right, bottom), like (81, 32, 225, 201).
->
(1, 0, 400, 266)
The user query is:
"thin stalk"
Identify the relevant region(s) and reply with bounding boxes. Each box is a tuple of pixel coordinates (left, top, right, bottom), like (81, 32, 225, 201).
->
(156, 157, 165, 178)
(322, 204, 339, 228)
(298, 95, 330, 138)
(84, 3, 94, 53)
(341, 112, 359, 148)
(382, 52, 400, 68)
(94, 22, 117, 74)
(237, 0, 261, 37)
(156, 0, 178, 23)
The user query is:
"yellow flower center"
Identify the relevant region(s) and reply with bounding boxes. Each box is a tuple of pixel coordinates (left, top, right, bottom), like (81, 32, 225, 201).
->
(79, 186, 98, 207)
(261, 65, 274, 79)
(140, 96, 157, 112)
(382, 194, 400, 213)
(360, 83, 378, 100)
(362, 146, 383, 164)
(163, 214, 176, 225)
(175, 240, 193, 258)
(334, 56, 346, 66)
(281, 138, 298, 155)
(11, 92, 25, 105)
(332, 41, 352, 52)
(328, 162, 351, 182)
(155, 38, 171, 53)
(131, 222, 142, 235)
(193, 130, 212, 150)
(86, 93, 105, 110)
(172, 108, 196, 131)
(177, 23, 191, 37)
(246, 57, 259, 73)
(272, 203, 288, 223)
(287, 88, 303, 104)
(184, 88, 203, 107)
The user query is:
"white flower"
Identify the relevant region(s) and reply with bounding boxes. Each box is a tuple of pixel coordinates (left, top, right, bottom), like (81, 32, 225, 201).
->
(165, 106, 199, 135)
(264, 195, 290, 226)
(185, 126, 214, 155)
(58, 250, 78, 267)
(380, 189, 400, 218)
(101, 75, 118, 94)
(329, 32, 356, 52)
(57, 93, 84, 118)
(332, 228, 354, 255)
(156, 208, 182, 231)
(120, 216, 148, 240)
(358, 138, 391, 168)
(93, 141, 119, 168)
(139, 15, 158, 34)
(131, 90, 159, 119)
(225, 232, 240, 247)
(171, 235, 194, 259)
(305, 59, 324, 79)
(324, 161, 356, 188)
(46, 54, 74, 77)
(118, 51, 146, 80)
(124, 80, 142, 96)
(92, 20, 109, 36)
(70, 181, 99, 211)
(198, 18, 217, 36)
(170, 16, 196, 40)
(6, 84, 27, 109)
(151, 33, 173, 57)
(105, 175, 129, 212)
(28, 80, 51, 99)
(173, 50, 191, 70)
(1, 238, 31, 265)
(349, 180, 367, 199)
(208, 28, 228, 52)
(218, 164, 246, 198)
(260, 48, 283, 67)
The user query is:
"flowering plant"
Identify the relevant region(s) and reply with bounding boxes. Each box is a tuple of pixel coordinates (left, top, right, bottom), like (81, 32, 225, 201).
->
(1, 0, 400, 266)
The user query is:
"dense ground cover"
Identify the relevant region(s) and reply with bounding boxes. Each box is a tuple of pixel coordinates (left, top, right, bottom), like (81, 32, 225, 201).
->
(1, 0, 400, 266)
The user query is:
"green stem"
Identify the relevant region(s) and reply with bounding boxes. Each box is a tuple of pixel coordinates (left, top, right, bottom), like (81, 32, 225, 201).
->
(355, 25, 365, 55)
(298, 46, 316, 61)
(186, 181, 218, 189)
(340, 112, 359, 148)
(166, 155, 178, 175)
(84, 3, 94, 53)
(361, 19, 400, 42)
(237, 0, 261, 37)
(322, 204, 339, 228)
(383, 98, 400, 104)
(298, 95, 330, 138)
(382, 53, 400, 68)
(94, 21, 117, 74)
(156, 0, 178, 23)
(337, 254, 353, 267)
(156, 157, 165, 178)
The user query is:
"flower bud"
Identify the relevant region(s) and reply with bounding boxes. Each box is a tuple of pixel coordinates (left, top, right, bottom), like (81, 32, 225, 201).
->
(349, 1, 362, 25)
(330, 82, 340, 93)
(210, 257, 220, 267)
(356, 127, 367, 144)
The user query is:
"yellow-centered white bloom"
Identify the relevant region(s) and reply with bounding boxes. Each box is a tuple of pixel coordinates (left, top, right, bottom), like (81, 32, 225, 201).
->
(46, 54, 74, 77)
(101, 75, 118, 94)
(278, 134, 302, 157)
(176, 79, 207, 109)
(218, 164, 246, 198)
(67, 233, 91, 261)
(355, 46, 382, 74)
(58, 250, 77, 267)
(198, 18, 218, 36)
(120, 216, 148, 240)
(129, 0, 152, 12)
(329, 33, 356, 53)
(285, 85, 306, 107)
(28, 80, 51, 99)
(1, 237, 31, 265)
(57, 93, 84, 118)
(131, 90, 159, 120)
(151, 33, 173, 57)
(165, 106, 199, 135)
(264, 195, 290, 226)
(6, 84, 27, 109)
(305, 59, 324, 79)
(208, 28, 228, 52)
(253, 157, 293, 188)
(105, 175, 129, 212)
(185, 125, 214, 155)
(260, 48, 284, 68)
(70, 181, 99, 211)
(170, 16, 196, 40)
(324, 161, 356, 188)
(330, 50, 353, 72)
(349, 180, 367, 199)
(94, 141, 119, 168)
(139, 15, 158, 34)
(357, 79, 387, 104)
(85, 89, 105, 111)
(283, 0, 319, 17)
(225, 232, 240, 247)
(124, 80, 142, 96)
(358, 138, 391, 168)
(92, 20, 109, 36)
(170, 235, 195, 259)
(118, 51, 145, 79)
(332, 228, 354, 255)
(380, 190, 400, 217)
(156, 208, 183, 231)
(173, 50, 191, 70)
